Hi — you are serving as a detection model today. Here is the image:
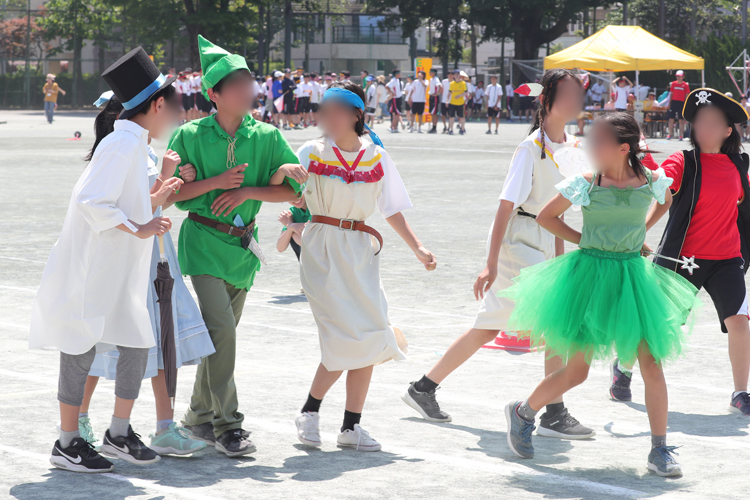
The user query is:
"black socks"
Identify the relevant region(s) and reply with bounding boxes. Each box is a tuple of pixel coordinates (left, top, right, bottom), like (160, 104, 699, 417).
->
(414, 375, 439, 394)
(341, 410, 361, 432)
(301, 393, 322, 414)
(544, 402, 565, 417)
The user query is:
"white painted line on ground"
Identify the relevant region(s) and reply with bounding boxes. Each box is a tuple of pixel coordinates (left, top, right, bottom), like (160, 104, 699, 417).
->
(0, 255, 46, 264)
(0, 444, 229, 500)
(0, 284, 34, 293)
(0, 320, 28, 330)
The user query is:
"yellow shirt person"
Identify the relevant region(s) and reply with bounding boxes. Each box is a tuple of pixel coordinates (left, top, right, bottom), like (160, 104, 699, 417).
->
(449, 80, 467, 106)
(42, 74, 66, 123)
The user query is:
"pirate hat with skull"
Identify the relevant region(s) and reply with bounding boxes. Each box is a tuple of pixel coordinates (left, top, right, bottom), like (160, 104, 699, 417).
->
(682, 87, 749, 124)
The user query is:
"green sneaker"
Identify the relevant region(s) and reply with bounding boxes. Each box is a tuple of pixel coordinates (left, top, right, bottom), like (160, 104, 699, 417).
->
(78, 416, 100, 450)
(149, 423, 207, 456)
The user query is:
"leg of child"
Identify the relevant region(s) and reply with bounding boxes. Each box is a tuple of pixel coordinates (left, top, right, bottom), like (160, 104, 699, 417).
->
(110, 346, 149, 436)
(423, 328, 500, 386)
(58, 348, 97, 443)
(341, 366, 374, 432)
(151, 370, 174, 430)
(725, 315, 750, 392)
(80, 375, 99, 414)
(309, 363, 343, 402)
(637, 344, 667, 437)
(525, 351, 590, 415)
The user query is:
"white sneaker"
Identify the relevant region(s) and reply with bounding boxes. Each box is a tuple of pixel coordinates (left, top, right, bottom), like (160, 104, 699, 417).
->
(295, 412, 321, 447)
(337, 424, 381, 452)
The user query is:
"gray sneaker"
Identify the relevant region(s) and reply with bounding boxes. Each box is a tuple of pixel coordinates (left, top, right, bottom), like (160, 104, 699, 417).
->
(648, 446, 682, 477)
(505, 400, 535, 459)
(537, 408, 595, 440)
(401, 382, 452, 422)
(182, 422, 215, 446)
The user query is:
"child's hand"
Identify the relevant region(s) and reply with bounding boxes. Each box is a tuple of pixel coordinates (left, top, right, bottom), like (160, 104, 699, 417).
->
(641, 242, 653, 256)
(179, 163, 197, 183)
(473, 265, 497, 300)
(415, 246, 437, 271)
(215, 164, 246, 190)
(211, 188, 248, 217)
(152, 177, 184, 207)
(289, 222, 307, 234)
(136, 216, 172, 239)
(161, 149, 181, 178)
(278, 210, 293, 227)
(278, 163, 309, 185)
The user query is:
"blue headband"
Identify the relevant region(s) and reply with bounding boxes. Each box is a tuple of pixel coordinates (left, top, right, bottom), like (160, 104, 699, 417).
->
(320, 87, 384, 148)
(93, 90, 115, 108)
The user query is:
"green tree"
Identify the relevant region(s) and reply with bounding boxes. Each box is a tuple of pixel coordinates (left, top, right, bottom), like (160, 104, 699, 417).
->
(602, 0, 737, 46)
(472, 0, 613, 67)
(38, 0, 118, 103)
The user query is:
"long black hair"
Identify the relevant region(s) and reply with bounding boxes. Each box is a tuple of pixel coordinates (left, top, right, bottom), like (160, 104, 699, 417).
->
(530, 69, 582, 159)
(85, 84, 176, 162)
(596, 111, 653, 179)
(327, 81, 366, 136)
(689, 105, 743, 155)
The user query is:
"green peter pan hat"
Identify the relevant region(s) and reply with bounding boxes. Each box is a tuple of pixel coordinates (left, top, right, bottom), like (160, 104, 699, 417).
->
(199, 35, 250, 100)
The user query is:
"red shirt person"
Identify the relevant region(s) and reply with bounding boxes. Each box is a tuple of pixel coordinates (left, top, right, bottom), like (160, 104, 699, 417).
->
(667, 70, 690, 140)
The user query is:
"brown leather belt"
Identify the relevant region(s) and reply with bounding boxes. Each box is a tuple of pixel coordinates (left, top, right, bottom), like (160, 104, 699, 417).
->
(188, 212, 254, 237)
(311, 215, 383, 255)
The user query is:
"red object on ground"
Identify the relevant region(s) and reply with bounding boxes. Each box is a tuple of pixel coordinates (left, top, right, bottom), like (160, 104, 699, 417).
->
(481, 331, 532, 352)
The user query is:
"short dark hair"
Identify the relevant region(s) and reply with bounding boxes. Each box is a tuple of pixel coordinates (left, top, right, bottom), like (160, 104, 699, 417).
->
(418, 71, 426, 78)
(311, 72, 318, 78)
(342, 71, 350, 78)
(392, 68, 400, 76)
(328, 81, 366, 136)
(303, 73, 311, 78)
(361, 69, 369, 75)
(430, 68, 437, 74)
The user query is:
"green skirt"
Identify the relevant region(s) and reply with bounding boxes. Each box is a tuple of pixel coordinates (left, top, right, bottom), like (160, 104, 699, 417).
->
(499, 248, 700, 364)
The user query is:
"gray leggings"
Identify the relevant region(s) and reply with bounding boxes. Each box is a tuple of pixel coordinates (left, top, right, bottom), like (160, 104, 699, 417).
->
(58, 345, 149, 406)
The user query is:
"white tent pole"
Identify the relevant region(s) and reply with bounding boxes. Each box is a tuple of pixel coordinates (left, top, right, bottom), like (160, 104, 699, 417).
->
(702, 69, 705, 87)
(636, 69, 639, 89)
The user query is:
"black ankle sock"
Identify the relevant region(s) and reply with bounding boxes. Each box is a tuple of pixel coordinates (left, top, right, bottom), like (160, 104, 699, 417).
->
(341, 410, 361, 432)
(414, 375, 439, 393)
(301, 393, 322, 414)
(544, 402, 565, 417)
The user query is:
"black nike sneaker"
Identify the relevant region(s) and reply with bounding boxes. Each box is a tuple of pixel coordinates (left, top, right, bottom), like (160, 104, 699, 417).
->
(101, 426, 161, 465)
(50, 437, 114, 473)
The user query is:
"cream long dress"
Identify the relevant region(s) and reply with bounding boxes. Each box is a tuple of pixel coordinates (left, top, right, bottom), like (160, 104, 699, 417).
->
(297, 138, 412, 371)
(29, 120, 156, 355)
(473, 130, 581, 331)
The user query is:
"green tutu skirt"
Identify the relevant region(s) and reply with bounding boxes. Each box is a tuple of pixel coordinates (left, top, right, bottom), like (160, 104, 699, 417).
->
(499, 248, 700, 364)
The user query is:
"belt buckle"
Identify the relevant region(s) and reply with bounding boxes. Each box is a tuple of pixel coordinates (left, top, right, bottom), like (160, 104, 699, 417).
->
(338, 218, 356, 230)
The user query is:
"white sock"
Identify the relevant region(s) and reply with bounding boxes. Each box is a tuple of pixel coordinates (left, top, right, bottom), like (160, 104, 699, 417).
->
(109, 415, 130, 438)
(733, 391, 748, 399)
(79, 412, 88, 419)
(156, 419, 173, 434)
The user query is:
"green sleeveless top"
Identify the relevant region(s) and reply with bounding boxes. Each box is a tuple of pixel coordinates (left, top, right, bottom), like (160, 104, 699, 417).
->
(557, 168, 672, 253)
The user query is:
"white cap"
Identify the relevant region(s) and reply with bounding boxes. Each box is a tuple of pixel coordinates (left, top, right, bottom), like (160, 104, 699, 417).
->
(676, 70, 684, 76)
(273, 71, 283, 78)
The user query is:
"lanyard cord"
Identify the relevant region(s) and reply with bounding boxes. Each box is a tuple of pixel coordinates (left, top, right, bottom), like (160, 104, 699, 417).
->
(226, 137, 237, 169)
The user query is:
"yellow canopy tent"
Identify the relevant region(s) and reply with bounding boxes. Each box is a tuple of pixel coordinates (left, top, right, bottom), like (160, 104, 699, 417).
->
(544, 25, 705, 86)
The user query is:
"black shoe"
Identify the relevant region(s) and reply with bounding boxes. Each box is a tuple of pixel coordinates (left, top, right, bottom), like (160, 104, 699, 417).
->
(401, 381, 452, 422)
(215, 429, 256, 457)
(428, 128, 437, 134)
(50, 438, 114, 473)
(183, 422, 216, 446)
(101, 426, 161, 465)
(537, 408, 595, 440)
(610, 358, 633, 402)
(486, 130, 492, 134)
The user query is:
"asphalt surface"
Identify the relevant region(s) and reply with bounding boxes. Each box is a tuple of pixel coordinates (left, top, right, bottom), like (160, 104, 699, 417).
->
(0, 110, 747, 499)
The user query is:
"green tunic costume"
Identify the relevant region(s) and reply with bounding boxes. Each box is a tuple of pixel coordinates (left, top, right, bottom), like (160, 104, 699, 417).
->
(171, 35, 300, 440)
(170, 114, 300, 290)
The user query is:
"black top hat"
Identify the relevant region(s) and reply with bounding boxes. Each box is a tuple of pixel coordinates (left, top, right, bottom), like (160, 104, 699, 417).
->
(102, 47, 176, 119)
(682, 88, 749, 124)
